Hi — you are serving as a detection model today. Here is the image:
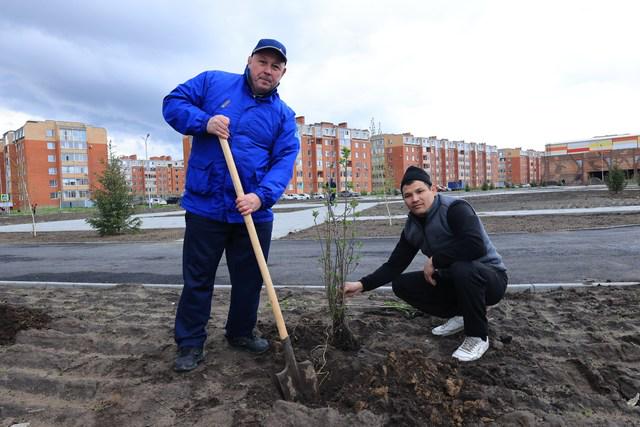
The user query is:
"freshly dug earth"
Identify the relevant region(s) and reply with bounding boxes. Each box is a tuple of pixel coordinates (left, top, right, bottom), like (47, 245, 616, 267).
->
(0, 285, 639, 426)
(0, 304, 50, 345)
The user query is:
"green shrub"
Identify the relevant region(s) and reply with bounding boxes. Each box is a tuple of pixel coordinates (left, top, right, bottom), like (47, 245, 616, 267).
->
(606, 163, 627, 194)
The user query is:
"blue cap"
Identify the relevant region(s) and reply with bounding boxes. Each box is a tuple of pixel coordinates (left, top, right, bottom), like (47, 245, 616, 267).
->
(252, 38, 287, 63)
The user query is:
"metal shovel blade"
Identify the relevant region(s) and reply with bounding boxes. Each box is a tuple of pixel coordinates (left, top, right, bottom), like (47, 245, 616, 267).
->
(274, 336, 319, 402)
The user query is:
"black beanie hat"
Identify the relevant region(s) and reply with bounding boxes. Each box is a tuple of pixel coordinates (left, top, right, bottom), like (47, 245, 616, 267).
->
(401, 166, 432, 192)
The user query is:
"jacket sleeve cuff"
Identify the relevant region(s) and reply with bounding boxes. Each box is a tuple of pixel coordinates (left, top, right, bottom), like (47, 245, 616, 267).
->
(200, 114, 212, 134)
(432, 255, 444, 269)
(254, 188, 267, 209)
(360, 277, 374, 292)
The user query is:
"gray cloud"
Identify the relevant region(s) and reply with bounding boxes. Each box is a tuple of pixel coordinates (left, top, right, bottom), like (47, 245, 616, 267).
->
(1, 0, 639, 157)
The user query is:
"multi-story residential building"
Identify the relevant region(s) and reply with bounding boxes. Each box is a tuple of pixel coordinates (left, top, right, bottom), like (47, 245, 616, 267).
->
(182, 135, 192, 176)
(544, 134, 639, 185)
(1, 120, 107, 210)
(371, 133, 499, 192)
(120, 155, 185, 199)
(294, 117, 371, 194)
(497, 148, 544, 187)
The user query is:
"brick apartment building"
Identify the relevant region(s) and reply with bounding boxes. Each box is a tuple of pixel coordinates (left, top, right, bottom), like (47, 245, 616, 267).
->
(543, 134, 640, 185)
(1, 120, 107, 210)
(119, 155, 185, 200)
(370, 133, 500, 192)
(181, 118, 373, 196)
(498, 148, 544, 187)
(293, 117, 371, 195)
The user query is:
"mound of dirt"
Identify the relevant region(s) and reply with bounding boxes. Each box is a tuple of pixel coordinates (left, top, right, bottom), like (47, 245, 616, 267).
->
(0, 304, 51, 345)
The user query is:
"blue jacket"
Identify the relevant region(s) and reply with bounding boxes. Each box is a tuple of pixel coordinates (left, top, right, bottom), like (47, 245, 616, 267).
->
(162, 69, 300, 223)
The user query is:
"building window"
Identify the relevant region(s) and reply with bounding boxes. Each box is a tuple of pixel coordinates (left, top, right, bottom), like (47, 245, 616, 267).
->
(48, 168, 57, 175)
(48, 155, 56, 162)
(50, 192, 59, 199)
(49, 179, 57, 187)
(47, 142, 56, 149)
(46, 129, 55, 138)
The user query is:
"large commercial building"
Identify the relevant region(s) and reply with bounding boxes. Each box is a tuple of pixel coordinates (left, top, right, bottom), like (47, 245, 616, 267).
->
(544, 134, 640, 185)
(294, 117, 371, 194)
(1, 120, 108, 210)
(119, 155, 185, 200)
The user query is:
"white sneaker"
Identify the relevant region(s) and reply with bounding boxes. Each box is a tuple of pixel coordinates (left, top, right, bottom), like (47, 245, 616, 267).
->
(431, 316, 464, 336)
(452, 336, 489, 362)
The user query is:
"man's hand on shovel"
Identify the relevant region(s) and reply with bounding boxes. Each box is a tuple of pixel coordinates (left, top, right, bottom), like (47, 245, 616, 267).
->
(236, 193, 262, 216)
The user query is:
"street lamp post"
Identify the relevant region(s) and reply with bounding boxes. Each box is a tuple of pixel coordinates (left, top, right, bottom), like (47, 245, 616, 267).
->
(143, 133, 151, 209)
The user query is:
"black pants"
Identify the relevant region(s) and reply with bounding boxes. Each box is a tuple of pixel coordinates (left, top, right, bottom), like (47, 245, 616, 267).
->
(392, 261, 508, 339)
(174, 212, 272, 349)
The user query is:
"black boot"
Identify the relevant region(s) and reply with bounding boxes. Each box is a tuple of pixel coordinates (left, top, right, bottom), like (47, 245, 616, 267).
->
(174, 346, 204, 372)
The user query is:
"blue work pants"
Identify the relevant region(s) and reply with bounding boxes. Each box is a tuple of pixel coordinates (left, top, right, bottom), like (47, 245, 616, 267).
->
(174, 212, 272, 349)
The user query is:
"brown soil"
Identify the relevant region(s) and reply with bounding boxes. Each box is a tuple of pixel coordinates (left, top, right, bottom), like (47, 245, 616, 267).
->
(1, 285, 638, 426)
(0, 304, 51, 345)
(0, 228, 185, 244)
(0, 205, 183, 226)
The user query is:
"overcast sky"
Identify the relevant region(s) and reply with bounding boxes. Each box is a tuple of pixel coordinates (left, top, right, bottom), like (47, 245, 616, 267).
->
(1, 0, 639, 160)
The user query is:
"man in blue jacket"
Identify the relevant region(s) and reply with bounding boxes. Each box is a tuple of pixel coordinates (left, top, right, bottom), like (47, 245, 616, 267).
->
(163, 38, 299, 372)
(343, 166, 508, 362)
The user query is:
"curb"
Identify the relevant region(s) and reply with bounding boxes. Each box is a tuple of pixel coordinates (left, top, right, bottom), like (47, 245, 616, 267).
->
(1, 280, 638, 292)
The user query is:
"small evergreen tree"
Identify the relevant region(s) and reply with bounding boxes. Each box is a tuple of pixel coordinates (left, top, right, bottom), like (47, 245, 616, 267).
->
(606, 163, 627, 194)
(481, 181, 489, 191)
(86, 147, 141, 236)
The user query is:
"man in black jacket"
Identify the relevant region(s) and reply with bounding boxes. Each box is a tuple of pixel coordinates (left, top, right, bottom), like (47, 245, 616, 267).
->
(343, 166, 508, 361)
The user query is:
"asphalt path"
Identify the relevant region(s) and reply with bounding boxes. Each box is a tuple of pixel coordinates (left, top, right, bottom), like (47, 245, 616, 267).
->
(1, 226, 638, 285)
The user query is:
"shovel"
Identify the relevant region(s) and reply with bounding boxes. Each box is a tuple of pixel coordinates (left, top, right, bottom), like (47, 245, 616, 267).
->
(219, 138, 319, 402)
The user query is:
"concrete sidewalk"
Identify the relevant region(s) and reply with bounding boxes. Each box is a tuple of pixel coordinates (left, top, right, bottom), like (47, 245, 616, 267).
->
(1, 198, 639, 239)
(0, 201, 380, 239)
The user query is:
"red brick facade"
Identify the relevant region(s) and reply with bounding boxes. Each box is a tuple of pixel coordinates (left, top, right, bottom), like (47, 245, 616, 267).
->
(1, 120, 107, 210)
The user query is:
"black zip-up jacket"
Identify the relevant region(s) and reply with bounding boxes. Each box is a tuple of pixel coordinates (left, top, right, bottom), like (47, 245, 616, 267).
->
(360, 195, 506, 292)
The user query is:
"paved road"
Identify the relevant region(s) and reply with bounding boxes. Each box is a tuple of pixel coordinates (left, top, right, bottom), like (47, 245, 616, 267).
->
(1, 226, 638, 285)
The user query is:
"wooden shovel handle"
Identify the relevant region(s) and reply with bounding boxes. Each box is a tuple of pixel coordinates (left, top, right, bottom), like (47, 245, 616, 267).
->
(219, 138, 289, 341)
